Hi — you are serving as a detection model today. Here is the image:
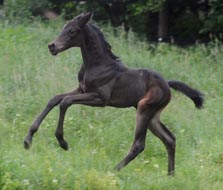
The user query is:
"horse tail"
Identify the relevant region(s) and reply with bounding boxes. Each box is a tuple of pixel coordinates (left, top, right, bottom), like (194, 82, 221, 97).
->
(168, 80, 204, 109)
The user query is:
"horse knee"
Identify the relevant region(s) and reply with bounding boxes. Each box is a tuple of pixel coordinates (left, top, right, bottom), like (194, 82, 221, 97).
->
(59, 97, 71, 110)
(48, 95, 62, 107)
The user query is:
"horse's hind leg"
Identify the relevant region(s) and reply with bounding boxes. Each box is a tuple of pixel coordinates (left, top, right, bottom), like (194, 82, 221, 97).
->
(115, 107, 151, 171)
(24, 88, 81, 149)
(115, 86, 171, 171)
(149, 115, 176, 175)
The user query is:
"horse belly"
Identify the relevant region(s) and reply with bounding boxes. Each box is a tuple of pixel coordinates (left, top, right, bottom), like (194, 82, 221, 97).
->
(108, 76, 147, 108)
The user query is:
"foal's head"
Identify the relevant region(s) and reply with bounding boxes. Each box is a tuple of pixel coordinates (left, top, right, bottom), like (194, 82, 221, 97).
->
(48, 12, 93, 56)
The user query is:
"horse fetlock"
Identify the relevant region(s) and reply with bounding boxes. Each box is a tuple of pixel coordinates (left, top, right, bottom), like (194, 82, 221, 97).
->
(131, 142, 145, 155)
(30, 126, 38, 135)
(59, 140, 69, 150)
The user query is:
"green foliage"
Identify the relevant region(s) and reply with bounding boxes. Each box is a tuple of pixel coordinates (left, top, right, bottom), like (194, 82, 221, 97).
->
(29, 0, 51, 15)
(124, 0, 165, 36)
(0, 21, 223, 190)
(74, 170, 120, 190)
(201, 0, 223, 35)
(4, 0, 32, 22)
(62, 1, 107, 23)
(127, 0, 165, 15)
(170, 9, 202, 40)
(2, 0, 223, 41)
(0, 172, 24, 190)
(4, 0, 51, 22)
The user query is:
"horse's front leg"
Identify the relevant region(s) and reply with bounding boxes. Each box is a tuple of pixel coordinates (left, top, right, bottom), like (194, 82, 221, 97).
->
(24, 88, 81, 149)
(55, 92, 105, 150)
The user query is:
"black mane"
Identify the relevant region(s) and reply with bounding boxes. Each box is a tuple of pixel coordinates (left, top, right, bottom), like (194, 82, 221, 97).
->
(86, 23, 119, 60)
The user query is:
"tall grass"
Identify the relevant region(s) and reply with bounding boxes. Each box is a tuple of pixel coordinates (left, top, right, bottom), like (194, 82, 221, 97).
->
(0, 20, 223, 190)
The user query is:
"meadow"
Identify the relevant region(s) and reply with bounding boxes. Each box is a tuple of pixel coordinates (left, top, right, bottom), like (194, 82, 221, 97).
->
(0, 20, 223, 190)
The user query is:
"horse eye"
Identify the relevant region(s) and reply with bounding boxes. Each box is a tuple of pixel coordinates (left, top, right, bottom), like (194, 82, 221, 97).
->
(69, 30, 76, 36)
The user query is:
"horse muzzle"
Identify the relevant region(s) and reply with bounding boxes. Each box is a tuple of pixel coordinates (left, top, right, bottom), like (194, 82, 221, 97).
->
(48, 42, 59, 56)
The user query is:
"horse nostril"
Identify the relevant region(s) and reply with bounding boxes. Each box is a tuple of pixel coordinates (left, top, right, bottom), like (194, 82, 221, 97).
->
(48, 43, 55, 51)
(48, 43, 58, 55)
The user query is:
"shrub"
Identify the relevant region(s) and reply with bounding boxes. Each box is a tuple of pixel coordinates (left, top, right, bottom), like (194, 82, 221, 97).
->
(4, 0, 51, 22)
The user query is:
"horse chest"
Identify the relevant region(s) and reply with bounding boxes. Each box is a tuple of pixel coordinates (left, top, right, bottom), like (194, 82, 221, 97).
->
(79, 66, 117, 92)
(78, 67, 98, 92)
(82, 77, 95, 92)
(79, 72, 106, 92)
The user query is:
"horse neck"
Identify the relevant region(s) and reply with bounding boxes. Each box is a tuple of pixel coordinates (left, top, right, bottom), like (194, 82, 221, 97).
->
(80, 24, 115, 67)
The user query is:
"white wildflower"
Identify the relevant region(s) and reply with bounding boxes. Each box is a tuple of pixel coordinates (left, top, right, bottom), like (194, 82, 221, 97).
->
(23, 179, 30, 186)
(52, 178, 58, 184)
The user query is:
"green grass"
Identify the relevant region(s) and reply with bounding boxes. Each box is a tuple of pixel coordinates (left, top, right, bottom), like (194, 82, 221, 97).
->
(0, 20, 223, 190)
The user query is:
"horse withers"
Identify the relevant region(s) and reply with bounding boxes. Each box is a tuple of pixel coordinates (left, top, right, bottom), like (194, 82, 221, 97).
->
(24, 12, 204, 175)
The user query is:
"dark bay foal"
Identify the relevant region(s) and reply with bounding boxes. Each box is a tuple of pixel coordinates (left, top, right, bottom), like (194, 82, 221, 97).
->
(24, 12, 204, 175)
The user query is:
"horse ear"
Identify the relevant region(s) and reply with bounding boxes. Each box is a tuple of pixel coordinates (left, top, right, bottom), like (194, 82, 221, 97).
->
(78, 12, 94, 28)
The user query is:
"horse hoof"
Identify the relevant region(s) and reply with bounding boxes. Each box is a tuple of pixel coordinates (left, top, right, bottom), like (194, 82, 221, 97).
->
(114, 162, 124, 171)
(59, 141, 69, 150)
(24, 138, 31, 149)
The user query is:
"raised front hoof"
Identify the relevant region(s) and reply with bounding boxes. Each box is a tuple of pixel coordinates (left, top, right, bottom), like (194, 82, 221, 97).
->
(24, 137, 32, 149)
(59, 140, 69, 150)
